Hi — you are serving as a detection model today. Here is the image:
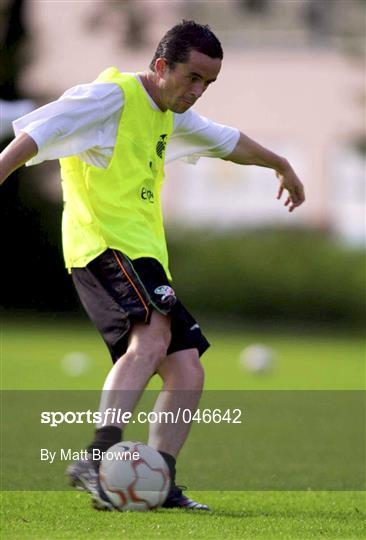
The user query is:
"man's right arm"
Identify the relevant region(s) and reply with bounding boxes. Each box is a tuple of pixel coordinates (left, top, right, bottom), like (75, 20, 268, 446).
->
(0, 80, 125, 186)
(0, 132, 38, 185)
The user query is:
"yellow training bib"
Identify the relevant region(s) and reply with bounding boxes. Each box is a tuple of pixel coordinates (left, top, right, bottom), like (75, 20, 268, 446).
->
(60, 68, 174, 278)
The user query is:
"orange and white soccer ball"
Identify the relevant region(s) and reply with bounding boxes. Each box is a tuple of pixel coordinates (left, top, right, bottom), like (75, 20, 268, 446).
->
(99, 441, 170, 511)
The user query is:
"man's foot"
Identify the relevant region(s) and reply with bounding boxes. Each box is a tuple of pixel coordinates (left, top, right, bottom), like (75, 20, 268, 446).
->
(90, 487, 115, 511)
(66, 452, 99, 494)
(66, 453, 113, 510)
(162, 485, 210, 510)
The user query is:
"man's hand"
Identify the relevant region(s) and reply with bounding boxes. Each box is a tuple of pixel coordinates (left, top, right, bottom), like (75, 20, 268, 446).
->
(276, 165, 305, 212)
(224, 132, 305, 213)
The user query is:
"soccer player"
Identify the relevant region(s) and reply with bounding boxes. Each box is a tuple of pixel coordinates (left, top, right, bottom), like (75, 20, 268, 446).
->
(0, 21, 305, 510)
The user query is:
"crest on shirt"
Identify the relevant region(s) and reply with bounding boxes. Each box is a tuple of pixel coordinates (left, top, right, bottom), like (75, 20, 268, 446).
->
(156, 134, 168, 159)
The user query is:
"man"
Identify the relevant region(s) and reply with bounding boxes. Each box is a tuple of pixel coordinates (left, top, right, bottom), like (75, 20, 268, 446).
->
(0, 21, 305, 511)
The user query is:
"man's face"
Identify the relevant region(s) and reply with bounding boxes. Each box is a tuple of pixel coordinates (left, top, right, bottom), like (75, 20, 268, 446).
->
(157, 49, 222, 113)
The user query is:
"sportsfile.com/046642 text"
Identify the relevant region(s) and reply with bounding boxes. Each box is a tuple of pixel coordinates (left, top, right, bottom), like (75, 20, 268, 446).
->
(40, 408, 243, 427)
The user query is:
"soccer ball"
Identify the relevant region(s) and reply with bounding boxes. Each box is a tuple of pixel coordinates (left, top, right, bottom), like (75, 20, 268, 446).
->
(239, 344, 275, 373)
(99, 441, 171, 511)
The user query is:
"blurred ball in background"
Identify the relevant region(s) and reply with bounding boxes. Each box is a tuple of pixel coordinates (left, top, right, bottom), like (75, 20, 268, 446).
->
(60, 352, 92, 377)
(239, 344, 276, 374)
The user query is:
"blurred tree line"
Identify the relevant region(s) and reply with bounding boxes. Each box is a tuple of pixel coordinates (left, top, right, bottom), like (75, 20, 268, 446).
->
(169, 229, 365, 328)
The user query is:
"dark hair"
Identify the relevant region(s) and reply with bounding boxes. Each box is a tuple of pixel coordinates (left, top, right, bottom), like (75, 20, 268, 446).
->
(150, 20, 223, 71)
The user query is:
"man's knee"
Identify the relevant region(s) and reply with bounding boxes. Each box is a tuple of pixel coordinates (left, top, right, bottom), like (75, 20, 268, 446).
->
(125, 337, 170, 372)
(183, 352, 205, 389)
(159, 349, 205, 390)
(126, 312, 171, 370)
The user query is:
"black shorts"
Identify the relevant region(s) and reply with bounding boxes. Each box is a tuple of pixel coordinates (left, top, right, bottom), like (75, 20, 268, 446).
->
(71, 249, 210, 363)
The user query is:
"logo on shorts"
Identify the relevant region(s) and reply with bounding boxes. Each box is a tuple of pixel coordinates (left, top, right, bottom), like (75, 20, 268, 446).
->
(154, 285, 176, 303)
(156, 134, 167, 159)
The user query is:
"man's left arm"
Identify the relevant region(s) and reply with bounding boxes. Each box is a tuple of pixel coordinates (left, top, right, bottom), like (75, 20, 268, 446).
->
(223, 132, 305, 212)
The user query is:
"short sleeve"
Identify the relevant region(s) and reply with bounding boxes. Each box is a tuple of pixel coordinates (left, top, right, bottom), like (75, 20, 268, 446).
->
(165, 109, 240, 164)
(12, 82, 124, 168)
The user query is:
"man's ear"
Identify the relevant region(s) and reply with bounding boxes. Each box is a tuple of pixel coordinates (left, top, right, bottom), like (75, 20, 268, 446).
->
(155, 58, 168, 79)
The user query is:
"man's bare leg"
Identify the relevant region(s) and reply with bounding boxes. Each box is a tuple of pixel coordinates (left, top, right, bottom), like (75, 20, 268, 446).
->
(97, 310, 171, 429)
(67, 310, 171, 503)
(148, 348, 205, 457)
(147, 349, 210, 510)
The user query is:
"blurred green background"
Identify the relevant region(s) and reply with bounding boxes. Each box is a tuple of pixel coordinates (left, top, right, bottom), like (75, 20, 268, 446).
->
(1, 0, 364, 390)
(2, 314, 364, 391)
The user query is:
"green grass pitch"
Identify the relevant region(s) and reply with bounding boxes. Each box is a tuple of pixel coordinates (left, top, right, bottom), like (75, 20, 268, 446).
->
(1, 317, 365, 539)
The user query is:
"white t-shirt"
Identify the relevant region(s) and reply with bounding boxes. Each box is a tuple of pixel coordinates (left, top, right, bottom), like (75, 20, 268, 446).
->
(13, 74, 240, 169)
